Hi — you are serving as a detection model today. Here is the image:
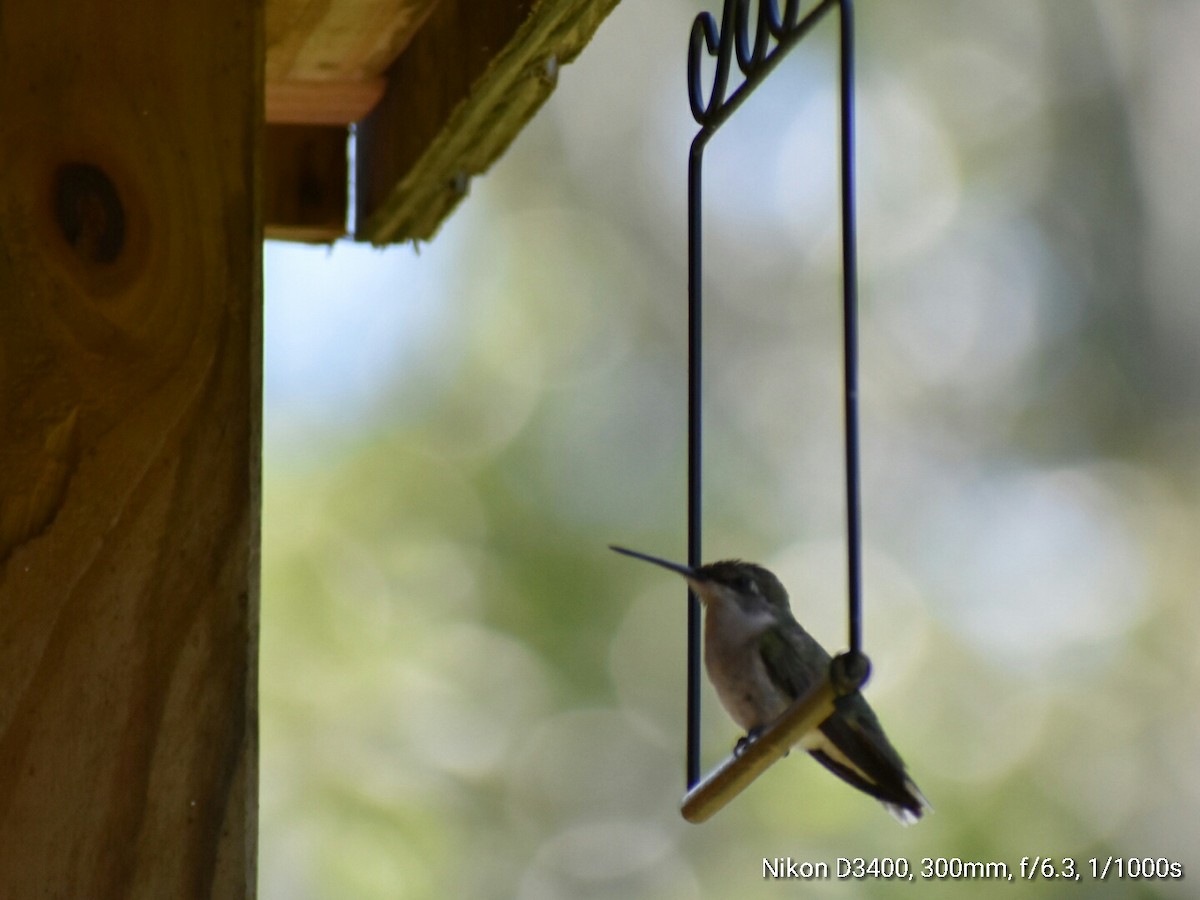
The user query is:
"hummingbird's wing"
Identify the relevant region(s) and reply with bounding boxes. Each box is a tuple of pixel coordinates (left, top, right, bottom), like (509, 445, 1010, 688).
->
(756, 621, 830, 700)
(810, 694, 927, 823)
(758, 623, 927, 824)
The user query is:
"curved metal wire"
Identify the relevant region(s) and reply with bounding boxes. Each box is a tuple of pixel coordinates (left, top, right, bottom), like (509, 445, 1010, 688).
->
(685, 0, 860, 790)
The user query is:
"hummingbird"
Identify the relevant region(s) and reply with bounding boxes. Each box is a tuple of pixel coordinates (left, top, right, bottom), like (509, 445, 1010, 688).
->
(611, 545, 928, 824)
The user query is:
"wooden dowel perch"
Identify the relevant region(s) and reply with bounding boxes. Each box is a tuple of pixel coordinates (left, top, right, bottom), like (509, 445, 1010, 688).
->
(681, 678, 838, 824)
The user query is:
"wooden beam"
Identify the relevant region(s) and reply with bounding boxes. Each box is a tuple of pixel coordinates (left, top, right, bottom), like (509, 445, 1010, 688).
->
(267, 0, 443, 82)
(265, 125, 349, 242)
(0, 0, 261, 896)
(355, 0, 621, 243)
(266, 79, 386, 126)
(265, 0, 442, 124)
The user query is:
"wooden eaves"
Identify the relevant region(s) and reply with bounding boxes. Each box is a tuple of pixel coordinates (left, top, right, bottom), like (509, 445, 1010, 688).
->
(266, 0, 622, 244)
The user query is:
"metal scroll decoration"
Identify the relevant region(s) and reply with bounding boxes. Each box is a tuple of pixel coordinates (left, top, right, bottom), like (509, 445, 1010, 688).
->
(684, 0, 863, 789)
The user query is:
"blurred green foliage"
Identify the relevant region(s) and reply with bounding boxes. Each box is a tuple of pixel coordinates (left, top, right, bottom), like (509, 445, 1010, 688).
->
(260, 1, 1200, 897)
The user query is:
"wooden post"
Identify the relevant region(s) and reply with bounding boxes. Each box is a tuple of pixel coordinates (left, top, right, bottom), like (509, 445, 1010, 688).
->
(0, 1, 261, 896)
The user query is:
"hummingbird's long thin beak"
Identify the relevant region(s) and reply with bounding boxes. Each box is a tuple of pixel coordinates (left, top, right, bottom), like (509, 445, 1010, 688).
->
(609, 545, 703, 581)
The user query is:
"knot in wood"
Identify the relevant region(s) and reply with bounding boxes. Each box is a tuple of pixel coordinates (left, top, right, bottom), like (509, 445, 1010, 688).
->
(53, 163, 126, 265)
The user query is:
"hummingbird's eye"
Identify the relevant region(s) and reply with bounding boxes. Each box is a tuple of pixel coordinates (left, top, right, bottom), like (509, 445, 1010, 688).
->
(732, 574, 756, 593)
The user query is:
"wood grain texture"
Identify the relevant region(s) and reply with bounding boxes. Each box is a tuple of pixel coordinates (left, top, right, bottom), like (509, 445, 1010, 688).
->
(267, 0, 442, 81)
(355, 0, 621, 243)
(0, 1, 261, 896)
(266, 79, 386, 125)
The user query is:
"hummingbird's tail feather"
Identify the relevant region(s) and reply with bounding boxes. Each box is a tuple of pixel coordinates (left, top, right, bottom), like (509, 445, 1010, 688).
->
(811, 748, 931, 825)
(807, 748, 928, 822)
(882, 779, 931, 826)
(807, 701, 930, 824)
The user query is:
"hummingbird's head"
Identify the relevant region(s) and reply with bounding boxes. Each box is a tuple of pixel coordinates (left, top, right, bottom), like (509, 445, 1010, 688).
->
(610, 546, 792, 618)
(693, 559, 791, 616)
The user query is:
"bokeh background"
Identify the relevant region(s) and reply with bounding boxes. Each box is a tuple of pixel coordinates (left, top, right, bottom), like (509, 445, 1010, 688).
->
(258, 1, 1200, 897)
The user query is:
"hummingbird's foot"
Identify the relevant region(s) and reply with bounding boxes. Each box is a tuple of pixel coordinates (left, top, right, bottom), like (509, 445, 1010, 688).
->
(734, 726, 765, 758)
